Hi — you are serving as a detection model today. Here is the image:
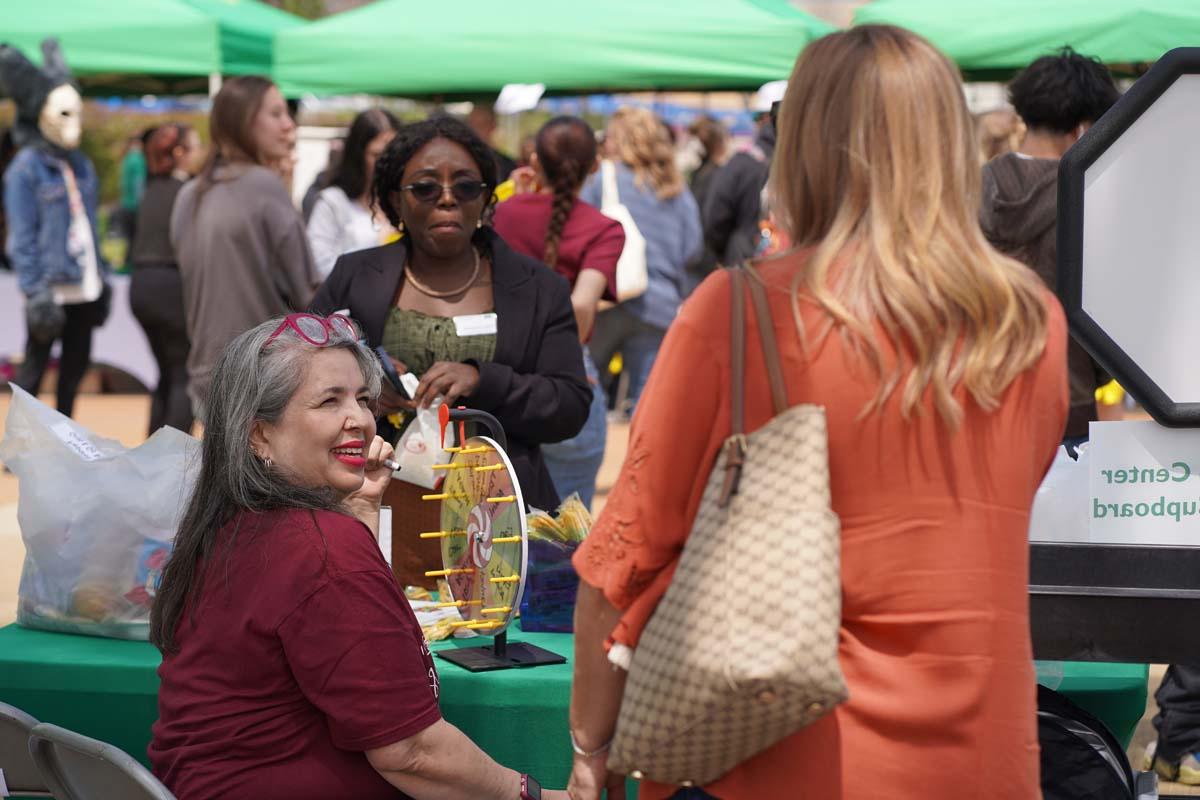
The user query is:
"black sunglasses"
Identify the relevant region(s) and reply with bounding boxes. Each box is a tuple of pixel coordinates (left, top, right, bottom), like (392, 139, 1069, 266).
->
(401, 179, 488, 204)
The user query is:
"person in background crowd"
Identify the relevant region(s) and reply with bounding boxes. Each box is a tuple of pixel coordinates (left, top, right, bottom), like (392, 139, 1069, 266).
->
(517, 133, 537, 167)
(310, 115, 589, 585)
(569, 24, 1068, 800)
(702, 106, 775, 265)
(466, 103, 517, 182)
(582, 107, 702, 417)
(307, 108, 399, 278)
(149, 315, 569, 800)
(685, 115, 728, 277)
(976, 108, 1024, 163)
(493, 116, 625, 507)
(301, 138, 343, 223)
(980, 48, 1118, 452)
(128, 123, 200, 435)
(171, 75, 317, 421)
(116, 128, 153, 242)
(0, 129, 16, 270)
(687, 115, 727, 210)
(4, 39, 109, 419)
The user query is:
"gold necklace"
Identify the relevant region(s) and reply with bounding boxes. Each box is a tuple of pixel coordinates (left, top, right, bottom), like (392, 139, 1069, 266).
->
(404, 249, 482, 299)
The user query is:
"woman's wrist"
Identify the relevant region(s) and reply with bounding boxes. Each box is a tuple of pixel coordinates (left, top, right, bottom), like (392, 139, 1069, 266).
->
(569, 729, 612, 759)
(344, 497, 381, 532)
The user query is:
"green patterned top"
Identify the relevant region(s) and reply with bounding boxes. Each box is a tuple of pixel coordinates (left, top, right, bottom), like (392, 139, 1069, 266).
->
(380, 308, 497, 375)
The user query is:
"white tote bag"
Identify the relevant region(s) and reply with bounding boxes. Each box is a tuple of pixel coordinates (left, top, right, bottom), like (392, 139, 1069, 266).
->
(599, 159, 649, 302)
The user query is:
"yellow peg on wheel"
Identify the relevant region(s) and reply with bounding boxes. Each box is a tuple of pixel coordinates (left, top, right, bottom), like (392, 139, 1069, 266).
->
(419, 530, 468, 539)
(474, 464, 504, 473)
(431, 462, 468, 471)
(436, 599, 482, 609)
(485, 495, 517, 504)
(490, 535, 521, 544)
(490, 575, 520, 584)
(442, 446, 463, 453)
(459, 446, 491, 455)
(421, 492, 468, 501)
(465, 620, 504, 630)
(481, 606, 512, 615)
(424, 568, 476, 577)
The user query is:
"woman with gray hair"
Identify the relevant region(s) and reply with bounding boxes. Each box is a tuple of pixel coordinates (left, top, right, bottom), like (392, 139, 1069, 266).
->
(148, 312, 564, 800)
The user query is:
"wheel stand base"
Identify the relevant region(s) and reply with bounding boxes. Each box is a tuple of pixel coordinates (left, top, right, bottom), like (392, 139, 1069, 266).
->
(435, 633, 566, 672)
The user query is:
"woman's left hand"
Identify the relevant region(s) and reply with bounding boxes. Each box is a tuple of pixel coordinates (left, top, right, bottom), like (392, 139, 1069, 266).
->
(413, 362, 481, 408)
(345, 435, 395, 510)
(567, 754, 624, 800)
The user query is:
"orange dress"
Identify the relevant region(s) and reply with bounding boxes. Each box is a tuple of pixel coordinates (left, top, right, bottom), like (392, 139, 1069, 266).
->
(573, 252, 1069, 800)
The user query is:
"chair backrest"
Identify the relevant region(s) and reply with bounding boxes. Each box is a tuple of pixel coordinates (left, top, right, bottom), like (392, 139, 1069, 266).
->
(0, 701, 51, 796)
(27, 723, 175, 800)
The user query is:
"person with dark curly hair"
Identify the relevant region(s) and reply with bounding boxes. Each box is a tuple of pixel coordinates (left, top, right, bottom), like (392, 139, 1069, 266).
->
(980, 48, 1118, 449)
(310, 115, 590, 586)
(492, 116, 625, 508)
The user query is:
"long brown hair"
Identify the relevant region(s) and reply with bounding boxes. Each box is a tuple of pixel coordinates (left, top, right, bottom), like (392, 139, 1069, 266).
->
(191, 76, 275, 206)
(535, 116, 597, 267)
(605, 107, 684, 200)
(771, 25, 1049, 430)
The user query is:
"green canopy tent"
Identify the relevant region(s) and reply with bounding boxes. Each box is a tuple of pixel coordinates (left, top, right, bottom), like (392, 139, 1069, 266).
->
(0, 0, 221, 94)
(274, 0, 835, 96)
(854, 0, 1200, 78)
(182, 0, 305, 77)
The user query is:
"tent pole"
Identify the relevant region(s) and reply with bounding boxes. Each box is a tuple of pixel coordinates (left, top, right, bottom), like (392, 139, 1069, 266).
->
(209, 73, 223, 98)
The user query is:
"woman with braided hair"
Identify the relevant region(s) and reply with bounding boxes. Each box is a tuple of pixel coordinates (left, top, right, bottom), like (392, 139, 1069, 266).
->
(493, 116, 625, 507)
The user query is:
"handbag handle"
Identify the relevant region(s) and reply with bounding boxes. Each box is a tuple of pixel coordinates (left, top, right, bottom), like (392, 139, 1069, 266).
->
(719, 263, 788, 506)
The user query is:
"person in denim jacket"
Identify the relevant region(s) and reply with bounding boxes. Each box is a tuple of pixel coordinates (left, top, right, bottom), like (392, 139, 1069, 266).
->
(1, 39, 109, 417)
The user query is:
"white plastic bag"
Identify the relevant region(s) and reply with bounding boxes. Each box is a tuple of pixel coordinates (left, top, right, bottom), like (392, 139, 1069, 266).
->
(0, 385, 199, 640)
(1029, 444, 1091, 543)
(393, 403, 454, 490)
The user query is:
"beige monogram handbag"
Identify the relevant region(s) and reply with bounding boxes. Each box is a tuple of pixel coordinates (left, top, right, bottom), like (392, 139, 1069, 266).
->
(607, 265, 848, 787)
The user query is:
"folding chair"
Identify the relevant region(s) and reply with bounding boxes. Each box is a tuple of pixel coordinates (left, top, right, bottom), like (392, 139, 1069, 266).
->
(27, 723, 174, 800)
(0, 702, 51, 797)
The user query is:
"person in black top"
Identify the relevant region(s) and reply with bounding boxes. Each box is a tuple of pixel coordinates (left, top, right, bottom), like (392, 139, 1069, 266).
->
(128, 123, 201, 435)
(310, 116, 589, 585)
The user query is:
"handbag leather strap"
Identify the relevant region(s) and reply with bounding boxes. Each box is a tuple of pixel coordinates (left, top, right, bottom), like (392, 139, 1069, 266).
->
(719, 263, 788, 506)
(744, 266, 788, 416)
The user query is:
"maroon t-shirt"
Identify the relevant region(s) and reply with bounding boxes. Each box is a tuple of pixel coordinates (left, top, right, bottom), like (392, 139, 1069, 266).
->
(149, 508, 440, 800)
(492, 192, 625, 300)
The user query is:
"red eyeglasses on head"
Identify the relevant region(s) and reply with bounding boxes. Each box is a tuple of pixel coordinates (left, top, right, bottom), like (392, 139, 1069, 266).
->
(264, 313, 360, 349)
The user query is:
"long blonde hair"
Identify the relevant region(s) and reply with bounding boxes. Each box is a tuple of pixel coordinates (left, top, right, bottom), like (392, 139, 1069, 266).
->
(605, 107, 685, 200)
(771, 25, 1049, 430)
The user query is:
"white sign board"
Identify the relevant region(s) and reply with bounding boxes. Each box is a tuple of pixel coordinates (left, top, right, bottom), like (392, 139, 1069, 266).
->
(1088, 420, 1200, 545)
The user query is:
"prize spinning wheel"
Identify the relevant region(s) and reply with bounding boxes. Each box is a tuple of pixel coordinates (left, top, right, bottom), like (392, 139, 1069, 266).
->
(419, 406, 565, 672)
(424, 435, 527, 636)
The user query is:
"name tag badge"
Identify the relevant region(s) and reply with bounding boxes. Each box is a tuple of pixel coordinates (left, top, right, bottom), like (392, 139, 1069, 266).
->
(454, 313, 498, 337)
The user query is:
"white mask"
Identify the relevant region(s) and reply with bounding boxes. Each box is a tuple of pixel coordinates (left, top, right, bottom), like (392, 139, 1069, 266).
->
(38, 84, 82, 150)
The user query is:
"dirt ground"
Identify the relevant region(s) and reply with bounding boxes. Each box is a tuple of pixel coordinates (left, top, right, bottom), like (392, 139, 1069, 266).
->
(1, 391, 1194, 790)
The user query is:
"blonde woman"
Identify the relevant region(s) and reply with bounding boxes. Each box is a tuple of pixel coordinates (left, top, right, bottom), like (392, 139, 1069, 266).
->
(581, 107, 702, 415)
(568, 26, 1068, 800)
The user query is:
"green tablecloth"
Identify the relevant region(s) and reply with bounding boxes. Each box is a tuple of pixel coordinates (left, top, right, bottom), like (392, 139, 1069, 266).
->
(0, 623, 1149, 791)
(0, 622, 585, 791)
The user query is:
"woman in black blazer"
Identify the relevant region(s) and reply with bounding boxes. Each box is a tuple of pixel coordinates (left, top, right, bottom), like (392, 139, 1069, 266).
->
(310, 116, 590, 526)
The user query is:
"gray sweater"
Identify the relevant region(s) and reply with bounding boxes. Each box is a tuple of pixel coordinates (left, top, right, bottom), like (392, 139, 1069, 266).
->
(171, 163, 317, 412)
